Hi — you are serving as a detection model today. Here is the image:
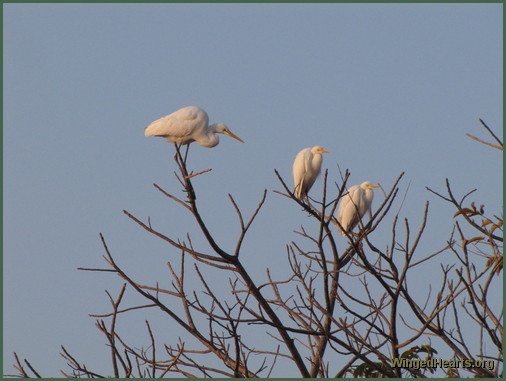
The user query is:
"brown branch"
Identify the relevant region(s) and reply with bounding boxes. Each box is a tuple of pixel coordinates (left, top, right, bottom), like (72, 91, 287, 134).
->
(185, 168, 212, 179)
(479, 119, 503, 146)
(98, 233, 257, 377)
(153, 183, 192, 211)
(122, 209, 230, 263)
(89, 303, 157, 318)
(466, 133, 503, 150)
(465, 119, 503, 150)
(229, 189, 268, 257)
(10, 352, 41, 378)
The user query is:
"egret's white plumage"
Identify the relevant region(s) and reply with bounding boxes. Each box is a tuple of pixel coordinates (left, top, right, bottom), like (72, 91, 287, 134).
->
(337, 181, 380, 236)
(292, 146, 329, 199)
(144, 106, 244, 147)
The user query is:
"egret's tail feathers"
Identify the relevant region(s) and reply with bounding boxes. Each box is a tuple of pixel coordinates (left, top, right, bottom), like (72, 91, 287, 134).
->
(337, 222, 348, 236)
(144, 124, 160, 136)
(144, 117, 167, 136)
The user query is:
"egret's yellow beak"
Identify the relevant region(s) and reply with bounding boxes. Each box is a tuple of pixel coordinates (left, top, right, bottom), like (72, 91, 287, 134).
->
(224, 130, 244, 143)
(370, 184, 380, 188)
(321, 149, 330, 153)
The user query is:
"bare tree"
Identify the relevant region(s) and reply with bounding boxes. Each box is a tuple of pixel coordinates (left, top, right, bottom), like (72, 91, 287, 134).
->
(10, 120, 502, 378)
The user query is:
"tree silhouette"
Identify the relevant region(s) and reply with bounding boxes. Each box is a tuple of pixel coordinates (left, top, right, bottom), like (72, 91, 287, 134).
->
(10, 120, 502, 378)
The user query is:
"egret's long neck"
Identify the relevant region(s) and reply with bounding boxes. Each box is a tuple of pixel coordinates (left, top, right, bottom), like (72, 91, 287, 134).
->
(199, 124, 220, 148)
(312, 154, 323, 171)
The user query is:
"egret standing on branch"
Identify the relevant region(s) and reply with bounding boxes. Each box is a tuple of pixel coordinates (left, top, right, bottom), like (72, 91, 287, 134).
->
(336, 181, 380, 236)
(292, 146, 330, 199)
(144, 106, 244, 148)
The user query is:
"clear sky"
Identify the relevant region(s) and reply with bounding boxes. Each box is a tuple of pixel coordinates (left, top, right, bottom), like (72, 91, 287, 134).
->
(3, 3, 503, 377)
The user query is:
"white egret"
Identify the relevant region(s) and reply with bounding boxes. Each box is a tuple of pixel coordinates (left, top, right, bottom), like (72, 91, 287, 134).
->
(337, 181, 380, 236)
(144, 106, 244, 147)
(292, 146, 330, 199)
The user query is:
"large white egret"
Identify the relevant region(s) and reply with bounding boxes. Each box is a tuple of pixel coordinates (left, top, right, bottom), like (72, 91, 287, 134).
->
(144, 106, 244, 147)
(337, 181, 380, 236)
(292, 146, 330, 199)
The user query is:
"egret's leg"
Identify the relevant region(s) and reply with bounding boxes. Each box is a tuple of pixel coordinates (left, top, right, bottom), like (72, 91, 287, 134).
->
(183, 144, 190, 164)
(174, 143, 182, 153)
(174, 143, 185, 169)
(173, 143, 179, 161)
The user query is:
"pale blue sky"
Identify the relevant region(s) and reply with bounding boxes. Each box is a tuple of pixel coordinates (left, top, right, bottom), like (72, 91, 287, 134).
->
(4, 3, 503, 377)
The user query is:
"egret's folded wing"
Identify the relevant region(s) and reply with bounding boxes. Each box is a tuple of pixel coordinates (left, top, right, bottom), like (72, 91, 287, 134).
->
(302, 149, 312, 175)
(293, 148, 310, 193)
(350, 187, 367, 225)
(338, 185, 360, 228)
(144, 106, 208, 137)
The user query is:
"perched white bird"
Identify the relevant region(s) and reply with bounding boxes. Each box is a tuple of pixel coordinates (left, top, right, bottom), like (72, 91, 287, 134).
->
(337, 181, 380, 236)
(292, 146, 330, 199)
(144, 106, 244, 147)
